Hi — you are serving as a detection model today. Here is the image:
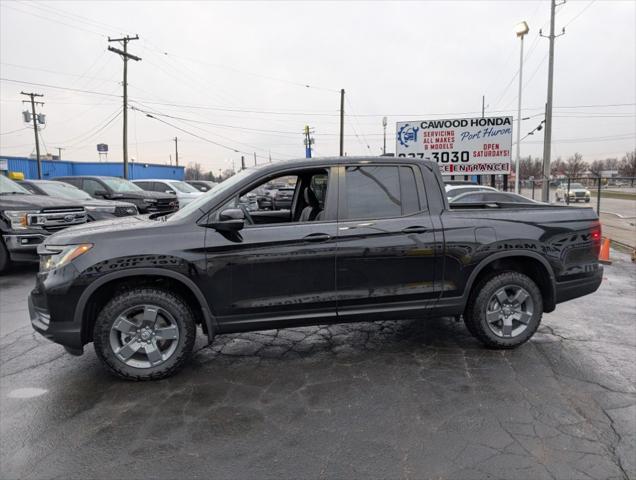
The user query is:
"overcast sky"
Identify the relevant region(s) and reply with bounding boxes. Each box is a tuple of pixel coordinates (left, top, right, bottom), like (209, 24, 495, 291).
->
(1, 0, 634, 173)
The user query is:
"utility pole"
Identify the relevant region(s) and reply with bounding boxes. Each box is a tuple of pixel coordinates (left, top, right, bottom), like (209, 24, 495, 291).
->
(173, 137, 179, 166)
(304, 125, 314, 158)
(108, 35, 141, 179)
(515, 21, 530, 194)
(339, 89, 345, 156)
(241, 155, 245, 170)
(482, 96, 485, 118)
(21, 92, 44, 179)
(540, 0, 566, 202)
(55, 147, 64, 160)
(253, 152, 257, 166)
(382, 117, 387, 155)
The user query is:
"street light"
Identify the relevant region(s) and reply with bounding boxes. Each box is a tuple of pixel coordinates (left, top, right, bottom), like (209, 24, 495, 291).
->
(514, 21, 529, 194)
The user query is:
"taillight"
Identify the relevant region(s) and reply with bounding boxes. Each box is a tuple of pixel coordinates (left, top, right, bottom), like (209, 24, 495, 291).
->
(592, 224, 602, 257)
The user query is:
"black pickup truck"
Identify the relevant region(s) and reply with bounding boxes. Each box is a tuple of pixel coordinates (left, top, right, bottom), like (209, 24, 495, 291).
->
(30, 157, 603, 380)
(1, 175, 87, 273)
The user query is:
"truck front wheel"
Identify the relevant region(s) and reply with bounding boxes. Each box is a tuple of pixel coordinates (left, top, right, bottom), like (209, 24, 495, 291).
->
(464, 271, 543, 349)
(93, 287, 196, 380)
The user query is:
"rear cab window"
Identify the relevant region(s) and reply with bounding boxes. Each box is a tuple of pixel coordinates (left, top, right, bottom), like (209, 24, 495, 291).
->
(341, 165, 423, 220)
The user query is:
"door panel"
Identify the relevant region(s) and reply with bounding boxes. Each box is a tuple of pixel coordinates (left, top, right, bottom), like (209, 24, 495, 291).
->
(203, 165, 339, 330)
(204, 222, 338, 327)
(336, 215, 437, 315)
(335, 164, 438, 319)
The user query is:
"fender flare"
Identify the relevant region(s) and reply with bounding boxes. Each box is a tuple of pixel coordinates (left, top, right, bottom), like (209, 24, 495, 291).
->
(74, 268, 216, 343)
(461, 250, 557, 312)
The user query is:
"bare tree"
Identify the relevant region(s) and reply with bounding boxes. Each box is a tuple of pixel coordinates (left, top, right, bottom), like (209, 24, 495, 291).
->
(604, 157, 619, 171)
(550, 157, 565, 176)
(564, 153, 586, 178)
(184, 162, 203, 180)
(589, 159, 604, 177)
(618, 150, 636, 186)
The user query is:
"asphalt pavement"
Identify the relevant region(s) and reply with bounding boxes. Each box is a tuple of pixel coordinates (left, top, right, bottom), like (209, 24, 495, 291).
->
(1, 255, 635, 480)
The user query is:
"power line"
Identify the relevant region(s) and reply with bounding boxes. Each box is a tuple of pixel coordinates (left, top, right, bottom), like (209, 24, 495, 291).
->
(0, 2, 107, 37)
(0, 77, 121, 97)
(0, 127, 28, 136)
(0, 62, 118, 84)
(142, 111, 287, 161)
(563, 0, 598, 27)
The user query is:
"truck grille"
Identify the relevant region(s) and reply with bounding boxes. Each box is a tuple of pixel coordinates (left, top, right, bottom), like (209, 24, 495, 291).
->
(28, 207, 87, 232)
(150, 199, 178, 212)
(114, 206, 138, 217)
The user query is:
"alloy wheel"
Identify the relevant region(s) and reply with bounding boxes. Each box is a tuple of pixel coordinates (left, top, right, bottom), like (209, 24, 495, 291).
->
(108, 304, 180, 368)
(485, 286, 534, 338)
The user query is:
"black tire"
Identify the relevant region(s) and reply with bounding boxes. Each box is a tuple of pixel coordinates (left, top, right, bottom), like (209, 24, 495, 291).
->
(0, 239, 10, 274)
(464, 271, 543, 349)
(93, 287, 196, 380)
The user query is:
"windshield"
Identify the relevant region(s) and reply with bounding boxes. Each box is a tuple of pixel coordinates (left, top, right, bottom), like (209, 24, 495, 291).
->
(170, 181, 200, 193)
(0, 175, 31, 194)
(167, 169, 253, 222)
(101, 177, 143, 192)
(569, 183, 585, 189)
(39, 182, 92, 200)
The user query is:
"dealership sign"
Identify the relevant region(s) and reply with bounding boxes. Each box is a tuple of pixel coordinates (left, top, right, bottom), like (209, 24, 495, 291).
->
(396, 116, 513, 175)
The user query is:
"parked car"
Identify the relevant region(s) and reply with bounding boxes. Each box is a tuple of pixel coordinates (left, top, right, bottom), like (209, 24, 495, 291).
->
(253, 186, 273, 210)
(444, 184, 499, 201)
(272, 186, 295, 210)
(450, 191, 540, 205)
(132, 179, 203, 208)
(1, 175, 87, 273)
(186, 180, 218, 192)
(55, 176, 178, 214)
(30, 157, 603, 380)
(18, 180, 138, 221)
(444, 179, 478, 186)
(555, 182, 591, 203)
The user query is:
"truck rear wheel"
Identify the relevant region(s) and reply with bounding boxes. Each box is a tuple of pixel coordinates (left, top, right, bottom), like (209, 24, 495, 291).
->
(93, 287, 196, 380)
(464, 271, 543, 349)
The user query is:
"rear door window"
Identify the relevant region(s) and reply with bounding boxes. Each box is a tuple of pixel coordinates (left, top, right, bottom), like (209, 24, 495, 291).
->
(399, 167, 420, 215)
(343, 166, 401, 220)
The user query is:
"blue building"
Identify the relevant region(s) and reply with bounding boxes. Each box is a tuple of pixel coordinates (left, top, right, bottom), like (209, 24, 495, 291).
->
(0, 156, 184, 180)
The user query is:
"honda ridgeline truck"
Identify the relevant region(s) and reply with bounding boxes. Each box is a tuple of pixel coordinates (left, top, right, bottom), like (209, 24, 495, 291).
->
(30, 158, 603, 380)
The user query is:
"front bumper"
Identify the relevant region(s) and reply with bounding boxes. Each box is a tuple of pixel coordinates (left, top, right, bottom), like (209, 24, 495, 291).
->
(555, 266, 603, 304)
(29, 289, 84, 352)
(2, 233, 47, 262)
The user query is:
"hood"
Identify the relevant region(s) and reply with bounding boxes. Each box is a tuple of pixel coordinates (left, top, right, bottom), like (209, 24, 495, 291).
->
(0, 193, 82, 210)
(82, 199, 137, 208)
(44, 214, 161, 245)
(108, 190, 174, 201)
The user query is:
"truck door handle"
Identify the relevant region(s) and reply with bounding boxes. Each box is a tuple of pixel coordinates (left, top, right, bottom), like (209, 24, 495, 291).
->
(303, 233, 331, 242)
(402, 226, 428, 234)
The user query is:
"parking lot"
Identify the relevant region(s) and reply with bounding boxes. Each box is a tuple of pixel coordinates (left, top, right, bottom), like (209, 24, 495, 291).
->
(1, 252, 634, 480)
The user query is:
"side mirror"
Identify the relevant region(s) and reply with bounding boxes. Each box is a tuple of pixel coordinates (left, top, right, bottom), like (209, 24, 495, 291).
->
(206, 208, 245, 232)
(94, 190, 108, 198)
(166, 190, 176, 194)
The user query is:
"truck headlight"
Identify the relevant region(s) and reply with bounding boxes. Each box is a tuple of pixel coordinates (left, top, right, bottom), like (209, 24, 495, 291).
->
(37, 244, 93, 272)
(4, 210, 38, 230)
(143, 198, 157, 204)
(85, 205, 116, 213)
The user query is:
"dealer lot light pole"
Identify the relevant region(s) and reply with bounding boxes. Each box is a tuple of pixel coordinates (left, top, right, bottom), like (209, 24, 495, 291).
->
(514, 21, 529, 194)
